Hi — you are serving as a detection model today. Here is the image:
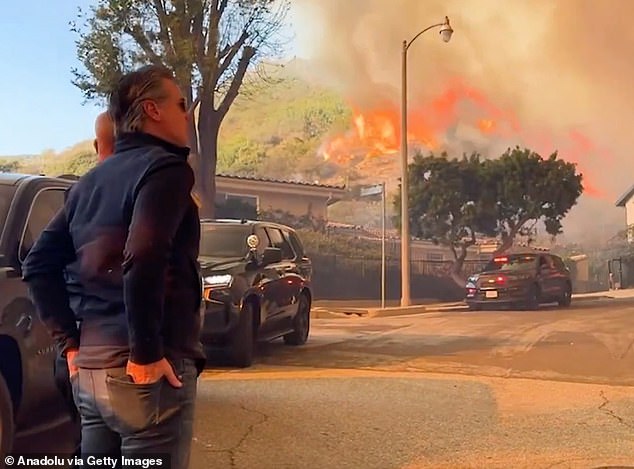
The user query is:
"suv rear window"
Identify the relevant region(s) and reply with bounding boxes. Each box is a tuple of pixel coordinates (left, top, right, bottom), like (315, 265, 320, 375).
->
(287, 231, 304, 257)
(200, 224, 250, 258)
(266, 227, 295, 260)
(484, 254, 537, 272)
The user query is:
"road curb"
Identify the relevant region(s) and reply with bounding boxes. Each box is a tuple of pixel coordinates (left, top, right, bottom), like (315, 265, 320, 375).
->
(311, 302, 468, 319)
(311, 309, 366, 319)
(312, 294, 633, 320)
(367, 305, 430, 318)
(571, 295, 610, 301)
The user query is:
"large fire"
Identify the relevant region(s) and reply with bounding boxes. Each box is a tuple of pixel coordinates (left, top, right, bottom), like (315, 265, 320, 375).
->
(320, 79, 609, 199)
(322, 107, 401, 163)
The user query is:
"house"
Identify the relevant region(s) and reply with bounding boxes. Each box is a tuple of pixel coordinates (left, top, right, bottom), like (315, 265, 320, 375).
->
(215, 174, 347, 221)
(615, 184, 634, 242)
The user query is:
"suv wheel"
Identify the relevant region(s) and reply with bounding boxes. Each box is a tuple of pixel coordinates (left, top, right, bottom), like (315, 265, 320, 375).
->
(558, 284, 572, 307)
(229, 302, 255, 368)
(0, 374, 14, 460)
(284, 294, 310, 346)
(524, 284, 539, 310)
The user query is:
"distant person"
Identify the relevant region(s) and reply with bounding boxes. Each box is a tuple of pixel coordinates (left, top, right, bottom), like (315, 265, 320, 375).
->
(22, 64, 205, 469)
(94, 111, 115, 161)
(48, 110, 120, 462)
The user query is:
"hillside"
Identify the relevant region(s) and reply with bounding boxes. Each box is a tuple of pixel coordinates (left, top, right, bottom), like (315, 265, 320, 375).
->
(215, 61, 353, 184)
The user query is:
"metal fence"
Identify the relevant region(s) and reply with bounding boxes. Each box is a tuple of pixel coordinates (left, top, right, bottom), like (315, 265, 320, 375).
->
(308, 254, 488, 301)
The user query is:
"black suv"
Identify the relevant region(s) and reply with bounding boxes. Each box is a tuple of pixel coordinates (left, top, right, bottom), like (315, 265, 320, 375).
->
(465, 252, 572, 310)
(0, 173, 80, 458)
(199, 219, 313, 367)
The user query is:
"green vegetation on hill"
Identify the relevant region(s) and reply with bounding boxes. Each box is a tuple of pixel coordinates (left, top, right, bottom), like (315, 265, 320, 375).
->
(216, 68, 351, 182)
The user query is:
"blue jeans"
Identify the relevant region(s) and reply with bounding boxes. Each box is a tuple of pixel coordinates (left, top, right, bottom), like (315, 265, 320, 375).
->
(71, 358, 198, 469)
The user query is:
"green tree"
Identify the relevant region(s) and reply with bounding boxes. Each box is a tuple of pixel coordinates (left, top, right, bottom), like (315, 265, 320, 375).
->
(394, 148, 584, 286)
(486, 147, 584, 254)
(395, 152, 497, 285)
(71, 0, 290, 217)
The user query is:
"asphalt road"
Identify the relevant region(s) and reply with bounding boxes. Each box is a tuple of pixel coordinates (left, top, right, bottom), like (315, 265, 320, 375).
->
(191, 297, 634, 469)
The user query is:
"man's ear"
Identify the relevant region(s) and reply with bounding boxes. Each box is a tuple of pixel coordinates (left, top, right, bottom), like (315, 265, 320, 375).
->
(141, 100, 161, 121)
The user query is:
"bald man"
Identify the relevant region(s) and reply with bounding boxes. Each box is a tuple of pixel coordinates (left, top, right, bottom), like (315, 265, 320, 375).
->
(94, 111, 115, 162)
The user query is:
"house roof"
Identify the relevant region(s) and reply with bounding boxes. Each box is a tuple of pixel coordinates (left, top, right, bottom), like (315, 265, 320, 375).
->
(216, 173, 345, 190)
(615, 184, 634, 207)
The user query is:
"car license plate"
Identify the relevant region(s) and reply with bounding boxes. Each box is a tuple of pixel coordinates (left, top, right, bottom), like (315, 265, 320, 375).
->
(485, 290, 498, 299)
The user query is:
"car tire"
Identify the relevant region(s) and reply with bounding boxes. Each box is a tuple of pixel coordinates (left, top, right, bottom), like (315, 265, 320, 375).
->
(284, 293, 310, 346)
(558, 284, 572, 307)
(0, 373, 14, 460)
(524, 284, 539, 310)
(229, 301, 255, 368)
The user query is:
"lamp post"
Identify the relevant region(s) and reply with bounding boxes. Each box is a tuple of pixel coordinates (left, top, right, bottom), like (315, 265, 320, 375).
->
(400, 16, 453, 307)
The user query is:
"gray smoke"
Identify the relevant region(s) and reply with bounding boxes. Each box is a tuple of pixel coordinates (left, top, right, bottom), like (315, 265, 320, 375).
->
(289, 0, 634, 243)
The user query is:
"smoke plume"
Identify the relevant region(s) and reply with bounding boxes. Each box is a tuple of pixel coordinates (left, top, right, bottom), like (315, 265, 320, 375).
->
(290, 0, 634, 243)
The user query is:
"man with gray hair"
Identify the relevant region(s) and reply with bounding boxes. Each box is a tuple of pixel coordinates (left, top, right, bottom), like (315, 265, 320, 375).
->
(22, 64, 205, 468)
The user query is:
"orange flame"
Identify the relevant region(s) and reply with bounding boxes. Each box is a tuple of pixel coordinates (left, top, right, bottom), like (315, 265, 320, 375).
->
(321, 79, 612, 199)
(478, 119, 496, 134)
(320, 106, 403, 164)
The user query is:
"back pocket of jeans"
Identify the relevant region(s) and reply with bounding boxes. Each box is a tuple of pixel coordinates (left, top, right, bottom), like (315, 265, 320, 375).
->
(105, 373, 163, 434)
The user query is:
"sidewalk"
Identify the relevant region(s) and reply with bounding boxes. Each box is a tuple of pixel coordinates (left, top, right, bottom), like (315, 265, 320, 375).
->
(573, 287, 634, 300)
(311, 288, 634, 319)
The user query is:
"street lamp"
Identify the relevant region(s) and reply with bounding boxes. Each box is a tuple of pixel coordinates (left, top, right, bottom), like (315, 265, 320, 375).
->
(400, 16, 453, 307)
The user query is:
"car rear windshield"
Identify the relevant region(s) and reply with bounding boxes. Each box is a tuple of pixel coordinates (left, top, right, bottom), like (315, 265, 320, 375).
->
(484, 254, 537, 272)
(199, 224, 250, 258)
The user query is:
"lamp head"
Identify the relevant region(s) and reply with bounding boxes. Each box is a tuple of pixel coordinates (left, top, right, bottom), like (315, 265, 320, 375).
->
(439, 16, 453, 43)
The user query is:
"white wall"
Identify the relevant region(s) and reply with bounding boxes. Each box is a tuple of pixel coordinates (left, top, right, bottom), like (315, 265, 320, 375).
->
(626, 198, 634, 242)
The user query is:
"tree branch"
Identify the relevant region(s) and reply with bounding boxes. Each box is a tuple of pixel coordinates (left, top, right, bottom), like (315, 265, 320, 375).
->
(217, 30, 249, 80)
(152, 0, 176, 64)
(123, 24, 163, 65)
(494, 214, 533, 256)
(217, 46, 255, 118)
(466, 226, 477, 248)
(189, 0, 206, 71)
(459, 243, 467, 262)
(510, 214, 532, 239)
(202, 0, 221, 100)
(217, 0, 229, 15)
(449, 242, 458, 261)
(188, 96, 200, 115)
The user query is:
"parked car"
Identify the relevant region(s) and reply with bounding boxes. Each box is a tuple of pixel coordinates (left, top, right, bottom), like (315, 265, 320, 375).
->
(0, 173, 80, 458)
(465, 252, 572, 310)
(199, 219, 313, 367)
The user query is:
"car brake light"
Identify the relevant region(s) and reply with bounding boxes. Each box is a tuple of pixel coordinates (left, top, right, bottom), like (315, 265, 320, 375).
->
(495, 275, 506, 285)
(494, 257, 508, 263)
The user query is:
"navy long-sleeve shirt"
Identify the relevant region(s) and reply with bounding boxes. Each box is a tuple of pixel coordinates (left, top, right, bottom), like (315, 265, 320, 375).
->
(22, 132, 206, 373)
